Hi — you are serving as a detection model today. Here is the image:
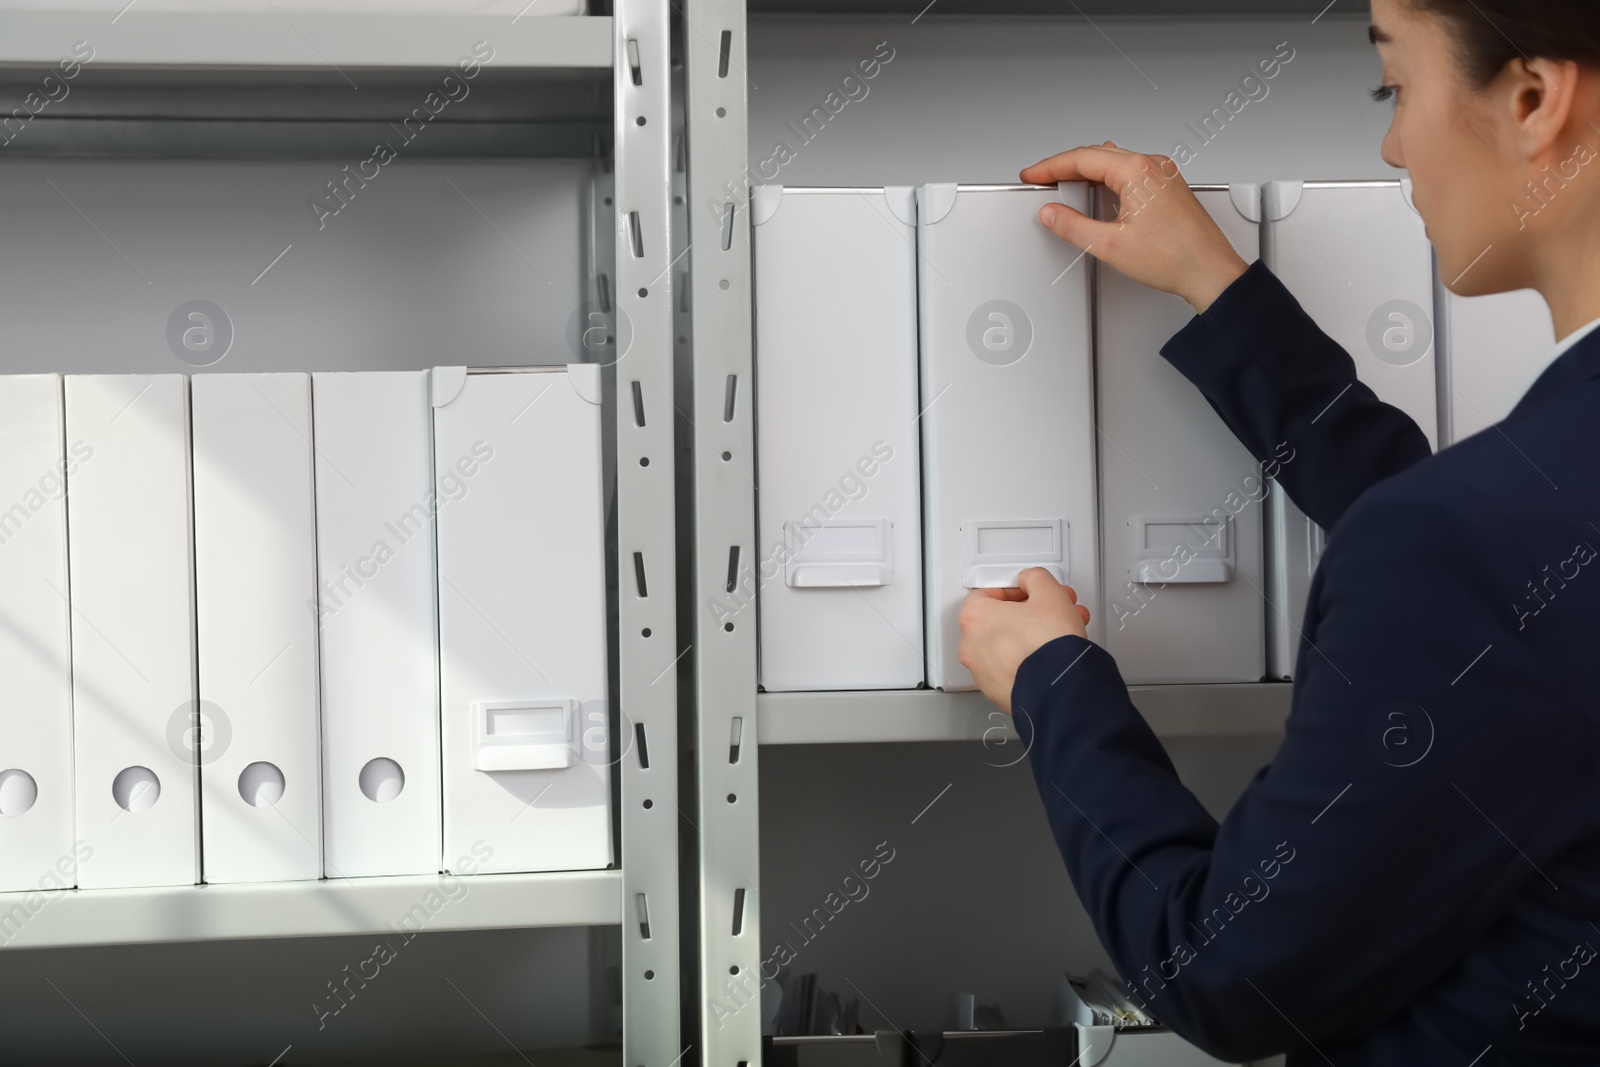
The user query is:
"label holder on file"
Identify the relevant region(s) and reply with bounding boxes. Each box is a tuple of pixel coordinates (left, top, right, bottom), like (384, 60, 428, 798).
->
(472, 699, 578, 772)
(783, 518, 893, 588)
(1133, 515, 1234, 585)
(961, 518, 1067, 589)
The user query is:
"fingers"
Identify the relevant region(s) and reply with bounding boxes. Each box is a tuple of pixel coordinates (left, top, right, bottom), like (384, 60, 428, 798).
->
(1019, 144, 1128, 185)
(1078, 604, 1092, 627)
(971, 587, 1028, 602)
(1038, 203, 1119, 252)
(1016, 567, 1067, 600)
(1020, 145, 1182, 191)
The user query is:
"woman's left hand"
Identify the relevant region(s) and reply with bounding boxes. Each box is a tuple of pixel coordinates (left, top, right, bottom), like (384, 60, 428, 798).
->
(957, 568, 1091, 714)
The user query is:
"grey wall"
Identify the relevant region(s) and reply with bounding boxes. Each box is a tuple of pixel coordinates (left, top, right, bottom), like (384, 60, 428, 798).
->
(747, 14, 1392, 187)
(0, 158, 590, 375)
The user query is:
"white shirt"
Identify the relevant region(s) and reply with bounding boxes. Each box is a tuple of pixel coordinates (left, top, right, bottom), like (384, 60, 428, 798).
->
(1551, 313, 1600, 361)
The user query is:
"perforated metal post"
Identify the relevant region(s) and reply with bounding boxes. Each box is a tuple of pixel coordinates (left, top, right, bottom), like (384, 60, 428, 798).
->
(615, 1, 683, 1061)
(682, 1, 762, 1062)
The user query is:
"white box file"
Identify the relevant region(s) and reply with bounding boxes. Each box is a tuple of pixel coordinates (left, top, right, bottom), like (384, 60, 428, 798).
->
(312, 371, 441, 878)
(433, 366, 612, 874)
(65, 375, 199, 890)
(918, 183, 1100, 692)
(752, 186, 924, 692)
(1096, 185, 1267, 684)
(192, 373, 323, 884)
(0, 376, 76, 893)
(1262, 180, 1436, 678)
(1439, 287, 1555, 444)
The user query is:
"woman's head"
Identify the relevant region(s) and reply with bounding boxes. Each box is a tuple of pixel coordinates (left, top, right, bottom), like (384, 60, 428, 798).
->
(1371, 0, 1600, 299)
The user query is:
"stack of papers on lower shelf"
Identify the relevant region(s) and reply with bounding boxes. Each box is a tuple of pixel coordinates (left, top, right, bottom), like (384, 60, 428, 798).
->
(1064, 969, 1162, 1029)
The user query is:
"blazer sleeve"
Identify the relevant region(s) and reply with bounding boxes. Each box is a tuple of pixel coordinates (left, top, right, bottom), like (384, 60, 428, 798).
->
(1011, 483, 1593, 1062)
(1159, 260, 1434, 531)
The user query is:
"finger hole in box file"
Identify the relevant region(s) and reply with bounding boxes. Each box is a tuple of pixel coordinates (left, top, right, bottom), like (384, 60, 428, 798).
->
(0, 768, 38, 816)
(112, 766, 160, 813)
(359, 757, 405, 804)
(238, 761, 285, 808)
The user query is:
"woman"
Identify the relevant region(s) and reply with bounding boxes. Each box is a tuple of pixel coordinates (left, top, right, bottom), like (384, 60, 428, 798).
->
(957, 1, 1600, 1063)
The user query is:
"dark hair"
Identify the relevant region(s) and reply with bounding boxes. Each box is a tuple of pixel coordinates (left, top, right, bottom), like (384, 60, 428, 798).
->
(1405, 0, 1600, 87)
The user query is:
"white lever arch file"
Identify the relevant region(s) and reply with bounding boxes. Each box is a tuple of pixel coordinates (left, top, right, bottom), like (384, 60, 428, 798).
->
(918, 183, 1099, 692)
(1262, 180, 1436, 678)
(433, 366, 612, 874)
(313, 370, 442, 879)
(192, 373, 323, 884)
(753, 185, 924, 692)
(1097, 184, 1267, 684)
(0, 375, 77, 893)
(1439, 287, 1555, 445)
(66, 375, 199, 890)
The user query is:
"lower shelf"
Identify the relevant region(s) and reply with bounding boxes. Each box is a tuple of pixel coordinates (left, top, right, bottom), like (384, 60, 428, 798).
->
(757, 684, 1293, 745)
(0, 868, 621, 951)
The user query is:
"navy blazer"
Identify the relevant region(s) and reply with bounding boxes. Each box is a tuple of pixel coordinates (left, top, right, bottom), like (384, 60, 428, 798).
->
(1014, 261, 1600, 1066)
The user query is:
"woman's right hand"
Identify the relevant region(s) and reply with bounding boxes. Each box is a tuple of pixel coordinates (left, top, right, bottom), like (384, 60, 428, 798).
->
(1021, 142, 1250, 314)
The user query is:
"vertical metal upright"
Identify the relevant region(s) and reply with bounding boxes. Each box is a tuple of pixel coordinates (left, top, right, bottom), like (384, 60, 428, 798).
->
(682, 1, 763, 1062)
(615, 0, 683, 1060)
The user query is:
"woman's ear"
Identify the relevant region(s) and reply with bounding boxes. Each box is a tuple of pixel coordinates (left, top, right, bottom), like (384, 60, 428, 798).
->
(1503, 56, 1583, 162)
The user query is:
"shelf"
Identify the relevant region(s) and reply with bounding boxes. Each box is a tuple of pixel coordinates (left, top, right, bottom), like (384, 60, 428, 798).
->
(0, 11, 614, 157)
(0, 868, 621, 951)
(0, 11, 613, 70)
(750, 0, 1358, 14)
(757, 684, 1292, 745)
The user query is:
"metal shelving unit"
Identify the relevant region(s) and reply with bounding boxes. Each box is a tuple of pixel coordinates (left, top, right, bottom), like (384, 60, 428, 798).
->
(683, 0, 763, 1063)
(757, 685, 1292, 746)
(675, 3, 1352, 1062)
(0, 7, 680, 1064)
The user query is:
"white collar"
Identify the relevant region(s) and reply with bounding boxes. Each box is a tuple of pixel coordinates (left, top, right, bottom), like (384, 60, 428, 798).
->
(1551, 313, 1600, 361)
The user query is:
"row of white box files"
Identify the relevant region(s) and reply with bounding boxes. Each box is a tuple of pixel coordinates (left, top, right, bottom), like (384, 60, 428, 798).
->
(0, 367, 611, 894)
(752, 181, 1555, 693)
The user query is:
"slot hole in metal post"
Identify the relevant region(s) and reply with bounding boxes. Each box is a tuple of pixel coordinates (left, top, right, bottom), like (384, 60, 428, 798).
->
(723, 374, 738, 422)
(725, 545, 740, 594)
(633, 551, 648, 597)
(635, 723, 651, 769)
(731, 887, 745, 935)
(631, 381, 646, 428)
(718, 30, 732, 78)
(626, 38, 643, 86)
(728, 717, 743, 764)
(628, 211, 644, 258)
(720, 201, 736, 251)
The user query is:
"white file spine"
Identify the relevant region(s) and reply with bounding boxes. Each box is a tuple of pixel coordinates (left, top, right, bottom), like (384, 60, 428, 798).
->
(753, 186, 925, 692)
(918, 183, 1100, 692)
(65, 375, 199, 890)
(192, 373, 323, 883)
(433, 366, 612, 874)
(0, 375, 78, 895)
(1438, 287, 1555, 445)
(1096, 185, 1267, 684)
(312, 371, 442, 878)
(1262, 180, 1437, 677)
